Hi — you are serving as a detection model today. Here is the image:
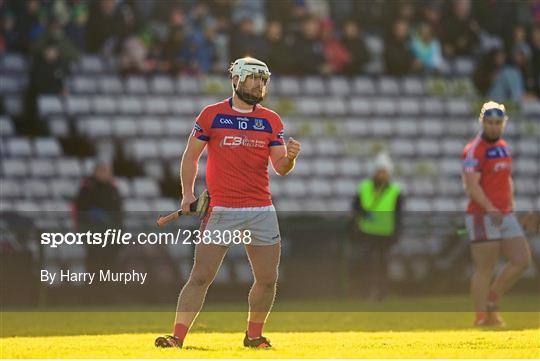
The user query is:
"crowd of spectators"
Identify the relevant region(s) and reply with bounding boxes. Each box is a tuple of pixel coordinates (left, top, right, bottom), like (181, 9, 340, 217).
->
(1, 0, 540, 100)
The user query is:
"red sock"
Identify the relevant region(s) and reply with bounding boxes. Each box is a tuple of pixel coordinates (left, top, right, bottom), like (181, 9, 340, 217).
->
(475, 311, 488, 321)
(173, 323, 189, 342)
(247, 321, 264, 339)
(488, 291, 499, 304)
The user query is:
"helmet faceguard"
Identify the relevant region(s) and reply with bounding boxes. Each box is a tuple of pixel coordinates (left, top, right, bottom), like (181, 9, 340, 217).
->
(479, 101, 508, 123)
(229, 57, 271, 105)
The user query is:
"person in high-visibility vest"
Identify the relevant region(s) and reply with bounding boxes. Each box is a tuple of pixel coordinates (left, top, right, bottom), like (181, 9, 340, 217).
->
(349, 153, 403, 301)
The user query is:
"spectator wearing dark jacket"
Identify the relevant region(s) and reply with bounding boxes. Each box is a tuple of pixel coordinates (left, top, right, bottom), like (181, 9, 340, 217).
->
(341, 20, 371, 75)
(441, 0, 480, 57)
(291, 16, 327, 75)
(384, 19, 419, 76)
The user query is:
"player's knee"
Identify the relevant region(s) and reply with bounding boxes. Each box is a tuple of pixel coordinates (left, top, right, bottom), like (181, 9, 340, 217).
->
(512, 255, 531, 273)
(255, 273, 278, 289)
(188, 272, 214, 288)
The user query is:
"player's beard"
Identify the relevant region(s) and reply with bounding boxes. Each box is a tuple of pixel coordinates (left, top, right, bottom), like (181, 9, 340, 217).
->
(234, 81, 266, 105)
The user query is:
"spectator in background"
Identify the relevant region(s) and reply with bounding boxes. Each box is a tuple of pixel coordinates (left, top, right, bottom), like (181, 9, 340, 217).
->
(32, 16, 80, 64)
(441, 0, 479, 57)
(341, 19, 371, 75)
(320, 19, 351, 74)
(161, 7, 187, 74)
(291, 16, 327, 75)
(229, 17, 264, 60)
(64, 0, 88, 51)
(531, 25, 540, 97)
(1, 12, 18, 52)
(12, 0, 46, 53)
(261, 21, 294, 74)
(348, 153, 403, 301)
(420, 1, 443, 39)
(384, 19, 420, 76)
(181, 22, 219, 74)
(511, 25, 536, 98)
(85, 0, 120, 53)
(411, 22, 445, 73)
(473, 48, 524, 102)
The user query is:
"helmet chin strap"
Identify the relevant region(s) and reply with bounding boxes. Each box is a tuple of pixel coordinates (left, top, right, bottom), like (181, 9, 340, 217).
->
(233, 81, 263, 105)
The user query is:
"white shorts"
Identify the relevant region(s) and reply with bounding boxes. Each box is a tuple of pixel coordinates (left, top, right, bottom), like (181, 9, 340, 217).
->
(200, 205, 281, 246)
(465, 213, 524, 242)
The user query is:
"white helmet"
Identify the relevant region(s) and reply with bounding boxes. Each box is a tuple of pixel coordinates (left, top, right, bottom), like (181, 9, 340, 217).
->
(229, 57, 271, 105)
(479, 100, 508, 122)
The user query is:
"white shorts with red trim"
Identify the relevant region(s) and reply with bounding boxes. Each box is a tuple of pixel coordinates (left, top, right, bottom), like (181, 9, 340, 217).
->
(199, 205, 281, 246)
(465, 213, 524, 242)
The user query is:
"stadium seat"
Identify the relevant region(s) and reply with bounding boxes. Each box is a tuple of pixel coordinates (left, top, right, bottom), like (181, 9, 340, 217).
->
(514, 179, 538, 195)
(3, 95, 22, 115)
(48, 117, 69, 137)
(378, 77, 401, 94)
(139, 117, 164, 136)
(328, 77, 351, 95)
(177, 76, 202, 94)
(0, 179, 21, 198)
(56, 158, 82, 178)
(145, 96, 170, 115)
(397, 98, 421, 115)
(143, 161, 164, 179)
(50, 178, 78, 198)
(115, 177, 132, 197)
(112, 116, 139, 137)
(125, 76, 148, 94)
(419, 118, 444, 137)
(431, 198, 459, 212)
(152, 198, 177, 213)
(390, 140, 415, 157)
(411, 179, 435, 196)
(338, 158, 363, 177)
(150, 76, 175, 94)
(0, 116, 14, 136)
(169, 97, 197, 114)
(283, 179, 308, 197)
(296, 98, 322, 115)
(14, 200, 42, 212)
(370, 119, 393, 137)
(515, 197, 535, 211)
(1, 53, 27, 72)
(348, 97, 371, 115)
(78, 55, 105, 73)
(0, 75, 23, 94)
(516, 139, 539, 155)
(322, 97, 347, 115)
(275, 76, 301, 95)
(352, 77, 376, 94)
(118, 96, 144, 114)
(81, 116, 113, 137)
(313, 158, 338, 176)
(29, 159, 56, 177)
(132, 177, 160, 198)
(98, 76, 123, 93)
(291, 159, 312, 176)
(333, 178, 357, 197)
(437, 178, 463, 196)
(396, 119, 418, 137)
(123, 198, 149, 212)
(158, 139, 186, 159)
(421, 97, 445, 115)
(441, 139, 463, 156)
(438, 157, 462, 177)
(131, 139, 160, 160)
(25, 179, 50, 198)
(344, 118, 368, 135)
(66, 96, 91, 114)
(34, 138, 62, 157)
(7, 138, 33, 157)
(315, 139, 340, 155)
(401, 77, 424, 95)
(522, 101, 540, 116)
(446, 98, 471, 116)
(38, 95, 63, 115)
(303, 77, 326, 95)
(92, 96, 117, 114)
(404, 198, 432, 212)
(514, 158, 539, 175)
(365, 35, 384, 56)
(71, 75, 98, 93)
(2, 158, 27, 177)
(416, 139, 440, 156)
(163, 117, 192, 136)
(373, 98, 396, 115)
(453, 57, 474, 75)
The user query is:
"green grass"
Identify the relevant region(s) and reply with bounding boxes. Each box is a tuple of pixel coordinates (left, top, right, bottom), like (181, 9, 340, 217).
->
(1, 295, 539, 358)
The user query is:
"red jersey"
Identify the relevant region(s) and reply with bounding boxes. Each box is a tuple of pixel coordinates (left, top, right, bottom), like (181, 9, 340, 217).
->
(191, 98, 285, 208)
(462, 134, 513, 214)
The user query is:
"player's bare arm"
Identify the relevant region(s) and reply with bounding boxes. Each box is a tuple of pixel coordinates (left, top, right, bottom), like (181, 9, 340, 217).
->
(180, 137, 207, 213)
(462, 171, 503, 223)
(270, 137, 301, 176)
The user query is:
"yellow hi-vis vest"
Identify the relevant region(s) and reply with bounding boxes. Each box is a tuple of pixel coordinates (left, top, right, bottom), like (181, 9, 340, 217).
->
(357, 179, 400, 236)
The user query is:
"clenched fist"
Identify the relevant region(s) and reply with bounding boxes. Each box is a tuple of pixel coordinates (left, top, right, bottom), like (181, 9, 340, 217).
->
(286, 137, 301, 160)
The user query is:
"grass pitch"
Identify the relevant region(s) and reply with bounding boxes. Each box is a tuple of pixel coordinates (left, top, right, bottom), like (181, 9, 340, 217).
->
(1, 295, 539, 358)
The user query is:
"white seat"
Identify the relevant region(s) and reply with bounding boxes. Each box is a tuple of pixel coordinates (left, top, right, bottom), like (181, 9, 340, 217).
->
(29, 159, 56, 177)
(56, 158, 82, 178)
(14, 200, 42, 212)
(48, 117, 69, 137)
(50, 178, 78, 198)
(81, 117, 112, 137)
(4, 95, 23, 115)
(322, 98, 347, 115)
(397, 98, 420, 115)
(416, 139, 440, 156)
(348, 97, 371, 115)
(145, 97, 170, 115)
(514, 178, 538, 195)
(118, 96, 143, 114)
(34, 138, 62, 157)
(115, 177, 131, 197)
(38, 95, 63, 115)
(446, 98, 471, 116)
(372, 98, 396, 115)
(516, 139, 539, 155)
(396, 119, 418, 137)
(92, 96, 117, 114)
(112, 116, 138, 137)
(514, 158, 539, 175)
(78, 55, 104, 73)
(131, 139, 159, 160)
(98, 76, 123, 93)
(159, 139, 186, 159)
(315, 139, 339, 155)
(453, 57, 474, 75)
(352, 77, 375, 94)
(404, 198, 432, 212)
(410, 179, 435, 196)
(419, 118, 444, 137)
(441, 139, 464, 155)
(132, 177, 160, 198)
(124, 199, 150, 212)
(295, 98, 322, 115)
(177, 76, 202, 94)
(437, 179, 464, 196)
(370, 119, 393, 137)
(390, 140, 415, 157)
(169, 97, 196, 114)
(125, 76, 148, 93)
(401, 77, 424, 95)
(25, 179, 50, 198)
(344, 119, 368, 135)
(308, 179, 333, 196)
(139, 117, 164, 137)
(290, 160, 312, 176)
(2, 53, 26, 72)
(0, 179, 22, 198)
(333, 178, 358, 197)
(365, 35, 383, 55)
(522, 101, 540, 116)
(432, 198, 459, 212)
(313, 159, 338, 176)
(303, 77, 325, 95)
(66, 96, 91, 114)
(378, 77, 400, 94)
(71, 76, 97, 93)
(164, 117, 192, 136)
(152, 198, 177, 212)
(150, 76, 175, 94)
(514, 197, 534, 211)
(7, 138, 33, 156)
(438, 158, 462, 177)
(328, 77, 350, 95)
(338, 157, 363, 177)
(0, 116, 14, 136)
(276, 77, 301, 95)
(143, 161, 164, 179)
(283, 179, 308, 197)
(421, 97, 445, 115)
(2, 159, 27, 177)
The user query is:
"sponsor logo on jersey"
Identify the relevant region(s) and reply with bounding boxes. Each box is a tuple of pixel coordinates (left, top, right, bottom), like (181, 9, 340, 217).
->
(493, 161, 511, 172)
(219, 117, 234, 125)
(221, 135, 266, 148)
(253, 119, 265, 130)
(486, 146, 509, 159)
